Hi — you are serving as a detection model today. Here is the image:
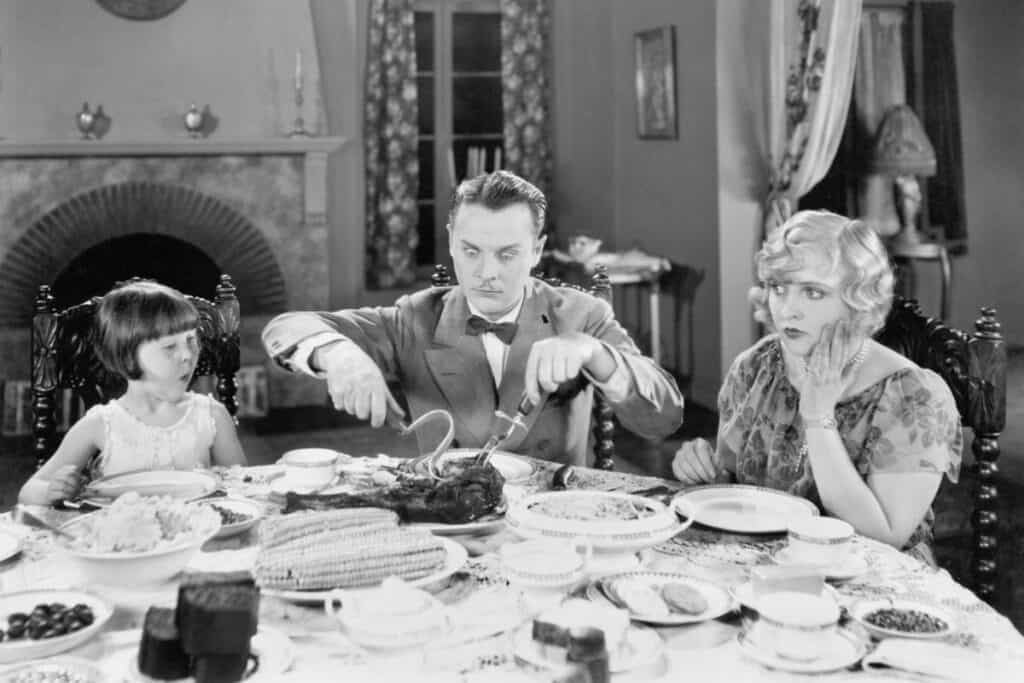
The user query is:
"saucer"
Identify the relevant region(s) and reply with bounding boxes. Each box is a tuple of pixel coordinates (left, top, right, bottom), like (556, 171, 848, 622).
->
(736, 629, 868, 674)
(513, 621, 663, 673)
(848, 597, 957, 640)
(731, 580, 840, 610)
(770, 546, 869, 581)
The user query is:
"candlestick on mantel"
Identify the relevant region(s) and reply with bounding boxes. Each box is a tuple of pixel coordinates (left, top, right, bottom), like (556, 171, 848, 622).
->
(289, 48, 309, 137)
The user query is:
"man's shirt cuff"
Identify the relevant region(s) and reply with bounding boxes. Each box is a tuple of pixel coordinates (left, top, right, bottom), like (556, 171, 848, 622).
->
(583, 343, 633, 402)
(290, 333, 350, 377)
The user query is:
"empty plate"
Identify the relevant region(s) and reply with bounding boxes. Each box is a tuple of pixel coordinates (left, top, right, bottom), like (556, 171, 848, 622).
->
(672, 485, 818, 533)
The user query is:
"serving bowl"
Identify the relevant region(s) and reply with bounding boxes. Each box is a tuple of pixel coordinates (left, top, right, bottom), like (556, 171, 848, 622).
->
(58, 507, 220, 587)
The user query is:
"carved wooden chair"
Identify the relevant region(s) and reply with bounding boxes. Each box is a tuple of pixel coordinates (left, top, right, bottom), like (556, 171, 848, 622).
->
(874, 297, 1006, 605)
(30, 275, 241, 468)
(431, 264, 617, 471)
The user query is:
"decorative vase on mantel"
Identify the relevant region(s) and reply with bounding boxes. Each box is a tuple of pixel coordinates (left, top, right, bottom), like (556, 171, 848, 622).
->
(76, 103, 96, 140)
(184, 103, 206, 138)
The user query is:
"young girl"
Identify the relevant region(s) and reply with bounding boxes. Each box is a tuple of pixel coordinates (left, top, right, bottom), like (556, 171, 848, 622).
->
(19, 280, 247, 506)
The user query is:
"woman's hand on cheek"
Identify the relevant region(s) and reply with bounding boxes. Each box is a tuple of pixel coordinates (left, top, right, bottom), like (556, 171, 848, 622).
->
(799, 320, 850, 418)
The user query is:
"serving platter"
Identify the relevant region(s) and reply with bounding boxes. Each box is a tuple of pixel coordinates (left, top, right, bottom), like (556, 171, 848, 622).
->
(0, 589, 113, 664)
(587, 571, 734, 625)
(263, 537, 468, 604)
(103, 624, 295, 682)
(506, 490, 692, 554)
(513, 621, 663, 673)
(83, 469, 220, 501)
(671, 484, 819, 534)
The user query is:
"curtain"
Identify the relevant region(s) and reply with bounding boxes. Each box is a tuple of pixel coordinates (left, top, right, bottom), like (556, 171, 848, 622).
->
(763, 0, 863, 236)
(852, 6, 907, 236)
(500, 0, 553, 212)
(364, 0, 419, 289)
(920, 1, 966, 251)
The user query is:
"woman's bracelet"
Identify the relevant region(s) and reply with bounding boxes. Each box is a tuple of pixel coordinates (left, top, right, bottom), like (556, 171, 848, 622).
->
(803, 414, 838, 430)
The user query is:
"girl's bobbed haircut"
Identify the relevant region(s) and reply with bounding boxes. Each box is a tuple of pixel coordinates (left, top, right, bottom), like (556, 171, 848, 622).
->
(95, 280, 200, 380)
(749, 210, 894, 337)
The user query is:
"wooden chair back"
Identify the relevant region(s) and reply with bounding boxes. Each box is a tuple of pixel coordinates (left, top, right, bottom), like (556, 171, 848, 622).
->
(30, 275, 241, 468)
(874, 296, 1006, 604)
(431, 264, 617, 470)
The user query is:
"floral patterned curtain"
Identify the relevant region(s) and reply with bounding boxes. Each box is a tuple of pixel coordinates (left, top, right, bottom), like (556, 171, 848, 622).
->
(364, 0, 419, 288)
(500, 0, 552, 212)
(763, 0, 862, 236)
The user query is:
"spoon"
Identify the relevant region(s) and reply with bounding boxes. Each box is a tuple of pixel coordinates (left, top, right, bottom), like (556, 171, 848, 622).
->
(14, 505, 76, 541)
(552, 464, 576, 490)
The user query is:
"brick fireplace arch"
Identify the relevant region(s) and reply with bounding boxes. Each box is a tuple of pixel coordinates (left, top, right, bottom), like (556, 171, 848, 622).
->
(0, 182, 287, 326)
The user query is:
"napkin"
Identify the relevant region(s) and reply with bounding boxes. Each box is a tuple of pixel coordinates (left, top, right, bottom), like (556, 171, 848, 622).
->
(862, 639, 1014, 682)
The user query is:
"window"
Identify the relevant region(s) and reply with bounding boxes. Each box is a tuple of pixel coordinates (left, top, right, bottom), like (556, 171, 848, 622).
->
(415, 0, 503, 271)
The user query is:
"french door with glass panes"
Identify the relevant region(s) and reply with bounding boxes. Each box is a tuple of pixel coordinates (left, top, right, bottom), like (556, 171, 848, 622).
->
(415, 0, 502, 271)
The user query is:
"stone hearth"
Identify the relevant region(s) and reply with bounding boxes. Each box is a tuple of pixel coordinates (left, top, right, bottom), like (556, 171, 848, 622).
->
(0, 138, 345, 424)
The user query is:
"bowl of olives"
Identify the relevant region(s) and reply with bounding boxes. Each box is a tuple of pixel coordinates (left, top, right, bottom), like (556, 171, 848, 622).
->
(0, 590, 112, 664)
(849, 597, 956, 640)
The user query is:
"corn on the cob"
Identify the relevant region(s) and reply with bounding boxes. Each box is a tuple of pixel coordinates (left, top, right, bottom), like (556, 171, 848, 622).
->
(259, 507, 398, 549)
(255, 527, 446, 590)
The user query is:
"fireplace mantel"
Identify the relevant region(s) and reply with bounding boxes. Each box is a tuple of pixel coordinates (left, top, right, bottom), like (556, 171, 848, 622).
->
(0, 136, 347, 228)
(0, 137, 346, 158)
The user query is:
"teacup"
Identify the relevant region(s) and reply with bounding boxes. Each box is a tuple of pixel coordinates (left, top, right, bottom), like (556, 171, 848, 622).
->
(786, 516, 854, 566)
(746, 591, 840, 662)
(500, 537, 592, 591)
(279, 448, 339, 490)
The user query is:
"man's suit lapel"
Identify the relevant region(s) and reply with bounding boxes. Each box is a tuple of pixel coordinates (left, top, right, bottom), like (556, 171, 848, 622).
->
(496, 281, 556, 451)
(424, 288, 496, 445)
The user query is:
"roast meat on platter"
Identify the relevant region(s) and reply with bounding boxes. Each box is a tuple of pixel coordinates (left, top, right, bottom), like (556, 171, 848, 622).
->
(282, 458, 505, 525)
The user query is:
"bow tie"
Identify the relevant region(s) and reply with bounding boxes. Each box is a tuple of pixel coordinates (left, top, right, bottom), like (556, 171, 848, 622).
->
(465, 315, 518, 344)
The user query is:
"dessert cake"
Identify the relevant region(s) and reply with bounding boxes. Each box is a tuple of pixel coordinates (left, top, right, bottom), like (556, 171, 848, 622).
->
(177, 580, 260, 654)
(532, 599, 629, 656)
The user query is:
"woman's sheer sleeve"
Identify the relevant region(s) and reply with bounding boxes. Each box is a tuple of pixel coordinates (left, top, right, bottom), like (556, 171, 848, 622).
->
(860, 368, 963, 483)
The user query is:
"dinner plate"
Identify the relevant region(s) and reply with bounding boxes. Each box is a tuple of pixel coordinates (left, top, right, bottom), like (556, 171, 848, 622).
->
(105, 624, 295, 682)
(513, 621, 663, 673)
(587, 572, 734, 625)
(0, 529, 22, 563)
(196, 496, 264, 539)
(770, 546, 870, 581)
(263, 537, 468, 604)
(0, 589, 113, 664)
(848, 598, 957, 640)
(83, 469, 220, 501)
(736, 628, 868, 673)
(0, 656, 108, 682)
(671, 484, 819, 533)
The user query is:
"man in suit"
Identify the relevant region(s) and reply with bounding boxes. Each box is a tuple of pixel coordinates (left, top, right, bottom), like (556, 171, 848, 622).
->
(262, 171, 684, 465)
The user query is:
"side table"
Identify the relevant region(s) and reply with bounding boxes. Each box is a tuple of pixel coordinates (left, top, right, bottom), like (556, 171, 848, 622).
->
(889, 241, 951, 321)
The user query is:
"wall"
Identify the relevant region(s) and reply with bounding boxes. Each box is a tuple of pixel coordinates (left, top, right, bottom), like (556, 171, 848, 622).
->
(0, 0, 324, 139)
(551, 0, 723, 408)
(950, 0, 1024, 343)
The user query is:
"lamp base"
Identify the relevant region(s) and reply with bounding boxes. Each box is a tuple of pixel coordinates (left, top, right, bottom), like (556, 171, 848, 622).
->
(888, 225, 943, 259)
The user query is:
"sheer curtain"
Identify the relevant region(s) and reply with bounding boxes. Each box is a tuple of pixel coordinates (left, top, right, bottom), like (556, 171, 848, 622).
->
(364, 0, 419, 288)
(762, 0, 862, 236)
(500, 0, 553, 204)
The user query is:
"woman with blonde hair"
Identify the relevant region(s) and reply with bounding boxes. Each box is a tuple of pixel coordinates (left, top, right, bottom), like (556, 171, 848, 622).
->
(672, 210, 961, 564)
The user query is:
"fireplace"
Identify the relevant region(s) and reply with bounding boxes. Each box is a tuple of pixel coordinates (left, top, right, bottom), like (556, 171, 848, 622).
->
(0, 138, 345, 426)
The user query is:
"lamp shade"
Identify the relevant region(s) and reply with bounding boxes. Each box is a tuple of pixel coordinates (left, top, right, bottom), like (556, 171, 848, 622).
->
(868, 104, 937, 176)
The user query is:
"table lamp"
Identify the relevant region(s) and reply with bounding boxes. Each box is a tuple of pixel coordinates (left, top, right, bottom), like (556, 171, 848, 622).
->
(868, 104, 937, 250)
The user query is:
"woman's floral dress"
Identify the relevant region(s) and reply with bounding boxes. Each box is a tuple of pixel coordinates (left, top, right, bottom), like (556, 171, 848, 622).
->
(717, 336, 963, 564)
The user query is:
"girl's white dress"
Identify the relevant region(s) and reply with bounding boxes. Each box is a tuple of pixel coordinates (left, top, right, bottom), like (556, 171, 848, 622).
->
(87, 392, 217, 476)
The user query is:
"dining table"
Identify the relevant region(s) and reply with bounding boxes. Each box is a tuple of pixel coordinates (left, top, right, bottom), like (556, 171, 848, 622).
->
(1, 457, 1023, 683)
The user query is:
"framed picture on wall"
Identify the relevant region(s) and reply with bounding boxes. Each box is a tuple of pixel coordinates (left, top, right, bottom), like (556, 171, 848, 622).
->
(634, 25, 678, 139)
